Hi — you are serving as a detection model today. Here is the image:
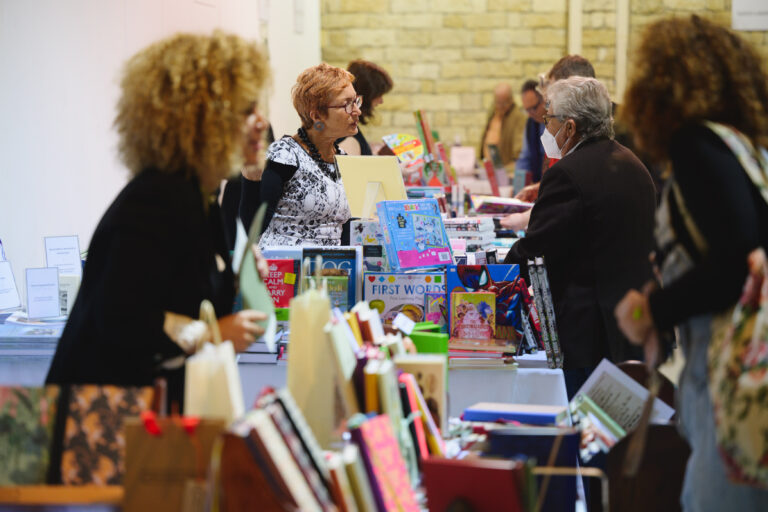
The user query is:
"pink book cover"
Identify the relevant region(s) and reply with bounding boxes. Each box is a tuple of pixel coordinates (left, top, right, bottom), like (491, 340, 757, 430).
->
(352, 415, 419, 512)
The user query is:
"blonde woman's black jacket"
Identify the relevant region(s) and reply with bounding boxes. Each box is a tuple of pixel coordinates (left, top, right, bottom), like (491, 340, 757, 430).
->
(46, 169, 235, 408)
(504, 137, 656, 369)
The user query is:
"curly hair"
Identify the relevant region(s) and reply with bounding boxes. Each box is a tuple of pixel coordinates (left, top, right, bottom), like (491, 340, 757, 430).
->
(347, 60, 393, 124)
(114, 31, 268, 181)
(621, 15, 768, 162)
(292, 63, 355, 129)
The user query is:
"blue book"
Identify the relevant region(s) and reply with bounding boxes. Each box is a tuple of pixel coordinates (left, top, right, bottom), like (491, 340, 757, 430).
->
(302, 246, 361, 310)
(463, 402, 567, 425)
(486, 426, 580, 512)
(376, 199, 452, 271)
(446, 264, 523, 341)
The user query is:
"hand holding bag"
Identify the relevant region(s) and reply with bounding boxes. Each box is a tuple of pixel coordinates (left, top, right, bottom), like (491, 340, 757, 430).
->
(184, 300, 245, 423)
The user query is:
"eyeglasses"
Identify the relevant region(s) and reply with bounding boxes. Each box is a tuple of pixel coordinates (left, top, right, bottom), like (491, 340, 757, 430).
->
(328, 95, 363, 114)
(542, 114, 562, 127)
(524, 98, 542, 114)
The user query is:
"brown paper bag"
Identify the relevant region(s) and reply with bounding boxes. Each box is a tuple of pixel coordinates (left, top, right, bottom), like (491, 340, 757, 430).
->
(123, 414, 225, 512)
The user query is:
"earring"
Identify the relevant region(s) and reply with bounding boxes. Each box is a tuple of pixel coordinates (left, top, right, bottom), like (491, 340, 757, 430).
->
(314, 121, 325, 131)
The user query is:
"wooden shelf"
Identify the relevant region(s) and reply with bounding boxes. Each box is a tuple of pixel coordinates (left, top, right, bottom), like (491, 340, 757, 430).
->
(0, 485, 123, 505)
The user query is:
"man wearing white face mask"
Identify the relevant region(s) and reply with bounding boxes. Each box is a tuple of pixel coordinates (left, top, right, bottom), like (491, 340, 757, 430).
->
(503, 76, 656, 398)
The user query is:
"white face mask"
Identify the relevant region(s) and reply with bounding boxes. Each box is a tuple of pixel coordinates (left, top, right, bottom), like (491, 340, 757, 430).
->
(541, 122, 565, 159)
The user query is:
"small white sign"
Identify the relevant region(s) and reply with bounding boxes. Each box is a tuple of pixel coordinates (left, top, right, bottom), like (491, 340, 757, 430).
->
(26, 267, 60, 319)
(45, 236, 82, 277)
(392, 312, 415, 335)
(0, 261, 21, 310)
(733, 0, 768, 31)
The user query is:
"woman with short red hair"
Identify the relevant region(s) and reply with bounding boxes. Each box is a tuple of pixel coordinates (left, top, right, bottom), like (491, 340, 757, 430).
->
(241, 63, 361, 246)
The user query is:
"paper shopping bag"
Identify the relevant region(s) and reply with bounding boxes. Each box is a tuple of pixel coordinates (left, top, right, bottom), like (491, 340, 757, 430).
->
(123, 412, 225, 512)
(287, 257, 340, 448)
(184, 301, 244, 423)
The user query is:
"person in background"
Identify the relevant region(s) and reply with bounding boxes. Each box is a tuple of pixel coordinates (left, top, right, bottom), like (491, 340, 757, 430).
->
(503, 76, 656, 398)
(516, 79, 547, 185)
(244, 63, 358, 247)
(478, 83, 527, 176)
(503, 55, 608, 231)
(337, 59, 393, 156)
(615, 15, 768, 510)
(46, 32, 270, 409)
(220, 101, 273, 247)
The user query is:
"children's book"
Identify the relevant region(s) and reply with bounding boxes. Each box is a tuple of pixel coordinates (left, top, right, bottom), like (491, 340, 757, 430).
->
(423, 292, 447, 332)
(350, 220, 389, 272)
(451, 292, 496, 340)
(382, 133, 425, 186)
(471, 195, 533, 214)
(265, 259, 300, 308)
(302, 247, 362, 310)
(446, 264, 523, 345)
(363, 271, 445, 325)
(376, 199, 452, 271)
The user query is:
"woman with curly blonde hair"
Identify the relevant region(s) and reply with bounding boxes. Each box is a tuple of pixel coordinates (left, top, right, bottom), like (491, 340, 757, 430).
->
(615, 15, 768, 510)
(47, 32, 270, 410)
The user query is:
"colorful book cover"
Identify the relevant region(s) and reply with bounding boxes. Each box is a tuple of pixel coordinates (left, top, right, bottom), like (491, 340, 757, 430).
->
(0, 385, 60, 485)
(470, 194, 533, 214)
(350, 220, 389, 272)
(350, 415, 419, 512)
(303, 275, 349, 311)
(423, 292, 447, 332)
(59, 385, 154, 485)
(382, 133, 425, 186)
(446, 264, 523, 343)
(302, 247, 361, 310)
(265, 259, 299, 308)
(376, 199, 452, 270)
(451, 291, 496, 340)
(363, 271, 445, 325)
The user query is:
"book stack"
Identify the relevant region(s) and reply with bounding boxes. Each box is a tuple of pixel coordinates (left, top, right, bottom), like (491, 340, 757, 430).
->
(443, 216, 497, 254)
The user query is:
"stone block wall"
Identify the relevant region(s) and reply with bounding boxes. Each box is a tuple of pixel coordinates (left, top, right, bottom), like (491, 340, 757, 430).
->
(320, 0, 768, 151)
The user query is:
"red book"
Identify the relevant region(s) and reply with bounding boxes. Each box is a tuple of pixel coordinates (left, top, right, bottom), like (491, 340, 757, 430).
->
(483, 159, 501, 197)
(422, 457, 526, 512)
(264, 259, 299, 308)
(398, 373, 429, 462)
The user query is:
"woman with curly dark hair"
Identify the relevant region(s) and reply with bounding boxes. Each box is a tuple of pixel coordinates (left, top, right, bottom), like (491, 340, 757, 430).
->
(338, 59, 393, 155)
(615, 15, 768, 510)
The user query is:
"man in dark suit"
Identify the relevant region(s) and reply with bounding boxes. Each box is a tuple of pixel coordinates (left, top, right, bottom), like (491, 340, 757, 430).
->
(504, 76, 656, 398)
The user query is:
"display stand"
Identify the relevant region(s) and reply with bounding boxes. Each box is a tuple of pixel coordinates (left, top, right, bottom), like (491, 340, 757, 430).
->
(361, 181, 385, 220)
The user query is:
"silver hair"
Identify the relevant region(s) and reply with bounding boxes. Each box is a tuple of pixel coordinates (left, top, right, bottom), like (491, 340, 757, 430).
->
(546, 76, 614, 140)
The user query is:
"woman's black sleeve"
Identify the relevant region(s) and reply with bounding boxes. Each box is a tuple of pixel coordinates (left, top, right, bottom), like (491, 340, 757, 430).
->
(239, 160, 298, 233)
(648, 126, 763, 331)
(258, 160, 298, 234)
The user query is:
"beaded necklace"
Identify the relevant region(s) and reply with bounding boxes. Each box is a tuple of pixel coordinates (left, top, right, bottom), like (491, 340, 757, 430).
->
(297, 127, 340, 181)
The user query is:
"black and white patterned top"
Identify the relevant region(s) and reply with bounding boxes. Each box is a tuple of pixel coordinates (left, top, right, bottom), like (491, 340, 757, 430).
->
(258, 137, 351, 247)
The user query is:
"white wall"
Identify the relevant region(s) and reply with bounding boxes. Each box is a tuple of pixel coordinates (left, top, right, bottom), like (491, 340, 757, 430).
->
(0, 0, 320, 300)
(266, 0, 323, 137)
